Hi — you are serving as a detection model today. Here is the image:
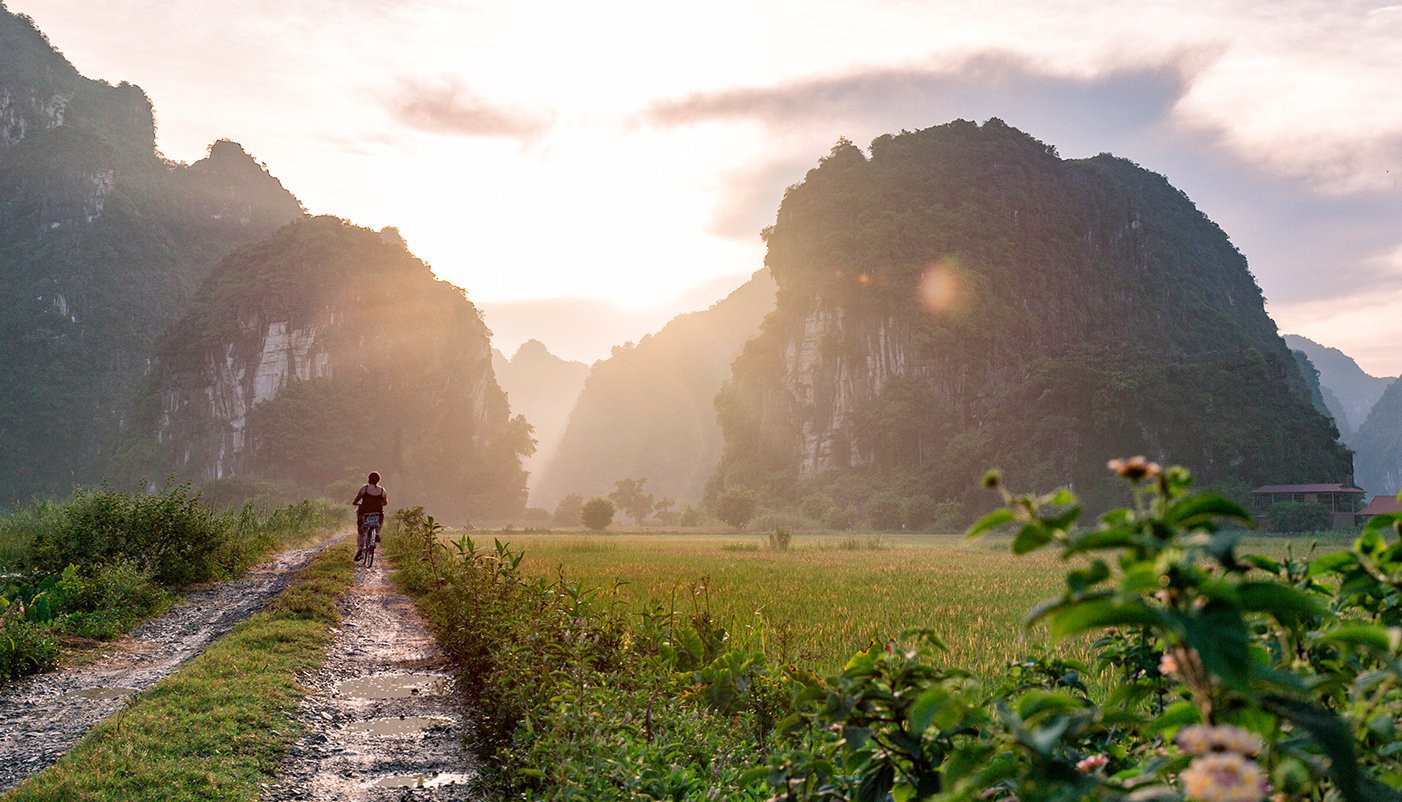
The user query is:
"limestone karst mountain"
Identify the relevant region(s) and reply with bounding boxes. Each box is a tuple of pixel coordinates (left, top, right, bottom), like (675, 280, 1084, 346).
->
(0, 4, 304, 504)
(143, 217, 532, 522)
(1283, 334, 1396, 439)
(1354, 378, 1402, 497)
(710, 121, 1351, 516)
(491, 340, 590, 500)
(534, 270, 777, 509)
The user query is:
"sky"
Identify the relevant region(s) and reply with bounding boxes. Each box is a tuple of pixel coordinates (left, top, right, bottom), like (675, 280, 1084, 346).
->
(10, 0, 1401, 375)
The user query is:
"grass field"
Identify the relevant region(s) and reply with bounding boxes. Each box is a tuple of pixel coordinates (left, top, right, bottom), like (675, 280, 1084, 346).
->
(485, 529, 1356, 677)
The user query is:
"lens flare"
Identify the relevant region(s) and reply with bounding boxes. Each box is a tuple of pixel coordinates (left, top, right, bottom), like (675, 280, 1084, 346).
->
(918, 260, 962, 314)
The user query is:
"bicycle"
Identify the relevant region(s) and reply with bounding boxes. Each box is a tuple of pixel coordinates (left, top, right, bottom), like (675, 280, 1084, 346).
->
(360, 512, 383, 567)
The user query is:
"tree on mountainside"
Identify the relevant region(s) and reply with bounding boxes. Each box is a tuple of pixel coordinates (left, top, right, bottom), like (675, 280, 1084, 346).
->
(608, 478, 655, 525)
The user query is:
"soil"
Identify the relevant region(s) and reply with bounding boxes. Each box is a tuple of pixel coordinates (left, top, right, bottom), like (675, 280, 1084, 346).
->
(267, 556, 479, 800)
(0, 535, 349, 794)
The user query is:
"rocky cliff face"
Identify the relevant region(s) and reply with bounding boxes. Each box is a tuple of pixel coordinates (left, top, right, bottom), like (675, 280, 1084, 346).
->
(147, 218, 531, 521)
(0, 5, 304, 504)
(534, 270, 777, 508)
(712, 121, 1351, 511)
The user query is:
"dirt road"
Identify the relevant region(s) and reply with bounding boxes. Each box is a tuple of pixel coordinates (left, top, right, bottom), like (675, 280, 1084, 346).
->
(0, 535, 348, 793)
(268, 556, 478, 800)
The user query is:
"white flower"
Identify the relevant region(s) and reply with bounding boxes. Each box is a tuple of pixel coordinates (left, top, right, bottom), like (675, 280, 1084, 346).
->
(1181, 752, 1269, 802)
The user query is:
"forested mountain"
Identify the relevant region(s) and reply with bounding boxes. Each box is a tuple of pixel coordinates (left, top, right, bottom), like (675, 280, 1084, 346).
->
(0, 5, 304, 505)
(142, 218, 532, 522)
(534, 270, 777, 508)
(1282, 334, 1395, 438)
(710, 120, 1351, 515)
(1355, 378, 1402, 497)
(491, 340, 589, 498)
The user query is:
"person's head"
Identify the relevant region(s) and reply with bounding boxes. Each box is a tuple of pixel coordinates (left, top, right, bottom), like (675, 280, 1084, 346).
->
(368, 471, 381, 485)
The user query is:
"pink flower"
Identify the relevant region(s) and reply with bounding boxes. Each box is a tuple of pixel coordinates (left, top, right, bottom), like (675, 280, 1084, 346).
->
(1181, 752, 1269, 802)
(1176, 724, 1265, 757)
(1076, 754, 1109, 773)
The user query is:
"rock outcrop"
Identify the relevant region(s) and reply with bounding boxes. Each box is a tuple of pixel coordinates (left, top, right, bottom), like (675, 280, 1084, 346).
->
(0, 4, 304, 503)
(1282, 334, 1395, 438)
(147, 218, 531, 521)
(711, 121, 1352, 512)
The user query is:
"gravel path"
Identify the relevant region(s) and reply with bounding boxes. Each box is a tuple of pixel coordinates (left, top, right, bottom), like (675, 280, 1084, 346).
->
(0, 534, 348, 793)
(268, 555, 479, 801)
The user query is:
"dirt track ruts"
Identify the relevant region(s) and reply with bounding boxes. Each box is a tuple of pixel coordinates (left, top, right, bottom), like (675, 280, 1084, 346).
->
(0, 534, 348, 793)
(268, 554, 478, 800)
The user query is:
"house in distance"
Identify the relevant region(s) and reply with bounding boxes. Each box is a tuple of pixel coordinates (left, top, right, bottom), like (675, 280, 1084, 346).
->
(1249, 483, 1366, 530)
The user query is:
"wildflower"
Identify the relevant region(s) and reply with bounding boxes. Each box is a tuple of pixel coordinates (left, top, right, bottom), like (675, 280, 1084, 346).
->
(1076, 754, 1109, 773)
(1176, 724, 1265, 757)
(1180, 752, 1269, 802)
(1107, 455, 1162, 482)
(1159, 652, 1179, 678)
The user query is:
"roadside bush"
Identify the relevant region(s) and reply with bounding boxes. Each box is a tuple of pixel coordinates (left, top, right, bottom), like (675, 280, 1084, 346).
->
(28, 485, 228, 587)
(0, 612, 59, 680)
(1269, 500, 1333, 533)
(51, 560, 170, 640)
(715, 487, 758, 530)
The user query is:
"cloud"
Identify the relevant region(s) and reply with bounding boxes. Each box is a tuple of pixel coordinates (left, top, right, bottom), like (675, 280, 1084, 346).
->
(645, 54, 1190, 143)
(389, 76, 550, 139)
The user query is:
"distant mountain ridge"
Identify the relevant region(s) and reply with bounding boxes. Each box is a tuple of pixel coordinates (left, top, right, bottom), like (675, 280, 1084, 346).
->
(534, 269, 777, 508)
(491, 340, 590, 500)
(1283, 334, 1395, 437)
(711, 121, 1351, 514)
(0, 4, 304, 504)
(1355, 378, 1402, 497)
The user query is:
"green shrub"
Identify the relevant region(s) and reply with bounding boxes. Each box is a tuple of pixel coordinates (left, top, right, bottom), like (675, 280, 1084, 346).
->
(579, 497, 615, 531)
(0, 612, 59, 681)
(864, 492, 904, 530)
(1269, 500, 1333, 533)
(51, 560, 170, 640)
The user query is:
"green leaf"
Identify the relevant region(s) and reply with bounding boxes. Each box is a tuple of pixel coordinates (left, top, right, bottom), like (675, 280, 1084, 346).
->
(1318, 624, 1402, 655)
(1016, 689, 1083, 722)
(1261, 695, 1362, 802)
(1179, 601, 1250, 692)
(908, 686, 950, 734)
(1046, 597, 1160, 640)
(965, 508, 1015, 539)
(1237, 581, 1327, 624)
(1012, 524, 1053, 555)
(1065, 527, 1141, 556)
(1168, 492, 1253, 528)
(1147, 700, 1201, 733)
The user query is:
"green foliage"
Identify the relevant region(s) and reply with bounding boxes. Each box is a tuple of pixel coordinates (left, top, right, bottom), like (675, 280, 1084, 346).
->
(716, 487, 759, 530)
(1269, 500, 1334, 533)
(864, 492, 905, 530)
(0, 485, 347, 688)
(580, 497, 616, 531)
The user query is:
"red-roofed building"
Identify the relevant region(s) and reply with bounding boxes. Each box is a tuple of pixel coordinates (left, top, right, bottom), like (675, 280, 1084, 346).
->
(1250, 483, 1365, 530)
(1358, 495, 1402, 523)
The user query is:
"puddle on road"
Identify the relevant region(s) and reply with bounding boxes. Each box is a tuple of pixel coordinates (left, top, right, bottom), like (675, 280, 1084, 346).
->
(372, 771, 472, 789)
(346, 715, 453, 736)
(68, 687, 138, 700)
(334, 673, 449, 699)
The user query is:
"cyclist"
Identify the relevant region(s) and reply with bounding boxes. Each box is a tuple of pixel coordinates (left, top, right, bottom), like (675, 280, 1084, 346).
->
(352, 471, 388, 562)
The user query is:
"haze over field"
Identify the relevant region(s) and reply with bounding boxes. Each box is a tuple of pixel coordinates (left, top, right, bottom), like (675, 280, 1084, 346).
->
(10, 0, 1402, 373)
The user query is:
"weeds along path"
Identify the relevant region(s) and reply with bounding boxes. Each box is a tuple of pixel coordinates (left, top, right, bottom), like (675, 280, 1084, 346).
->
(269, 555, 478, 800)
(0, 534, 349, 793)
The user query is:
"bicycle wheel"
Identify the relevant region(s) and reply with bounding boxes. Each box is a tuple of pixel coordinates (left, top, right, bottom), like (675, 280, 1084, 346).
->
(366, 527, 377, 567)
